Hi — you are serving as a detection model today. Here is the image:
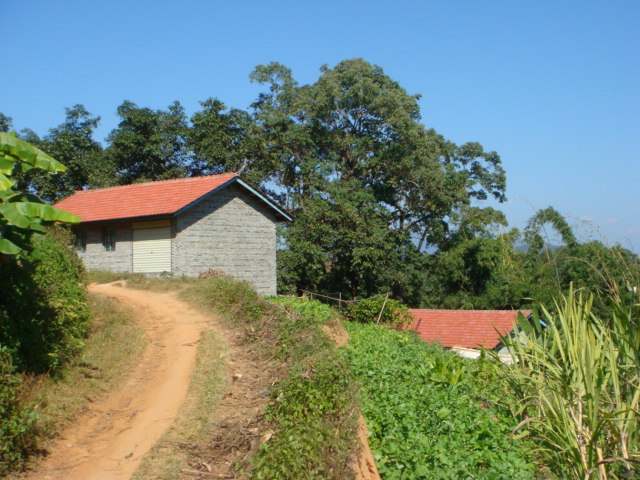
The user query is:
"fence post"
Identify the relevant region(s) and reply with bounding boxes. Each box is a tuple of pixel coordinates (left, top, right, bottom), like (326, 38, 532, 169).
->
(376, 293, 390, 325)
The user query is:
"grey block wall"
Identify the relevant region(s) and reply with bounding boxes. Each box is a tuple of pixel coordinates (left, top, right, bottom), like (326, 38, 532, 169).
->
(172, 184, 278, 296)
(77, 223, 133, 272)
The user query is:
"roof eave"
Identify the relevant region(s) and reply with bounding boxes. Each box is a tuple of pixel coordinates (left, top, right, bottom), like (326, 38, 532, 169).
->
(172, 176, 293, 222)
(77, 213, 173, 225)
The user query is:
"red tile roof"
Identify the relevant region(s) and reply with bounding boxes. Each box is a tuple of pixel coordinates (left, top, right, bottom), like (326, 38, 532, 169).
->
(54, 173, 244, 223)
(407, 309, 531, 349)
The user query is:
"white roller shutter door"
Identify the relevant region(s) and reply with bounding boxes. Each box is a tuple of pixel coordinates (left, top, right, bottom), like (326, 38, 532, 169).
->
(133, 226, 172, 273)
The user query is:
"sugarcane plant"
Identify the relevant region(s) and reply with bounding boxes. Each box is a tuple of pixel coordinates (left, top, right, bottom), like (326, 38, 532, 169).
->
(488, 286, 640, 479)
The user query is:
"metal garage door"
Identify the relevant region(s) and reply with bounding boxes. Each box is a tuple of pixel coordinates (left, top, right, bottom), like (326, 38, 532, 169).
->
(133, 225, 171, 273)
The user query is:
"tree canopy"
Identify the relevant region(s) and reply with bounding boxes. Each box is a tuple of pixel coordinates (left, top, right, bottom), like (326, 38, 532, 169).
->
(2, 58, 635, 310)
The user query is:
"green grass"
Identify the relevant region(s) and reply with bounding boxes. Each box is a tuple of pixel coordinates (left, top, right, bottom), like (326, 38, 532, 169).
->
(181, 283, 360, 479)
(343, 322, 537, 480)
(87, 270, 198, 292)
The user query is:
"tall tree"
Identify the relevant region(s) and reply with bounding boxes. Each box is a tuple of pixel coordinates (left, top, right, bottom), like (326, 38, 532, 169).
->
(252, 59, 506, 298)
(22, 105, 104, 202)
(189, 98, 270, 185)
(106, 101, 190, 184)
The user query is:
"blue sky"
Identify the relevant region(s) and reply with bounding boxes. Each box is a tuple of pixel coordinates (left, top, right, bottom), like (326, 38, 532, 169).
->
(4, 0, 639, 250)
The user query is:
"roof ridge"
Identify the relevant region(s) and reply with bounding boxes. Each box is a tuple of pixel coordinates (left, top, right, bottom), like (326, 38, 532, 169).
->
(71, 172, 238, 194)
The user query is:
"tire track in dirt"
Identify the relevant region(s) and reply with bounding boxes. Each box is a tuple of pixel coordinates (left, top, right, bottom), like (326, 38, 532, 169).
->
(28, 282, 209, 480)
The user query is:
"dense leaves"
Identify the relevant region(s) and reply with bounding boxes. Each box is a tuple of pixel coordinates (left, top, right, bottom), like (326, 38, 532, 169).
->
(344, 322, 536, 479)
(2, 59, 636, 310)
(0, 348, 37, 475)
(0, 227, 90, 372)
(0, 132, 80, 258)
(490, 289, 640, 479)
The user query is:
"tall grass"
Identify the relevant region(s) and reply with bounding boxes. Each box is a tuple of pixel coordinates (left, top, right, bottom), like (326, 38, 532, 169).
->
(491, 288, 639, 479)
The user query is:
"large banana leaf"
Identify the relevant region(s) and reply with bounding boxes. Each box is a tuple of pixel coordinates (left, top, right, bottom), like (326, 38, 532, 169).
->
(0, 156, 15, 175)
(0, 132, 67, 173)
(0, 172, 12, 190)
(15, 201, 80, 224)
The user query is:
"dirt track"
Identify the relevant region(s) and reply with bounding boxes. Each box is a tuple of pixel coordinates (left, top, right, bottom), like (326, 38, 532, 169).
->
(29, 282, 209, 480)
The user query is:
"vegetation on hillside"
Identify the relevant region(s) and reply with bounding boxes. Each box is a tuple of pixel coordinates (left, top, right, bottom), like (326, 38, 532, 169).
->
(0, 135, 89, 473)
(182, 279, 360, 479)
(344, 322, 536, 479)
(489, 289, 640, 479)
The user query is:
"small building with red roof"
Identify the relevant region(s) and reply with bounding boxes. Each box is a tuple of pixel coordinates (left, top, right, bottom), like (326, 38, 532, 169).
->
(407, 309, 531, 357)
(55, 173, 291, 295)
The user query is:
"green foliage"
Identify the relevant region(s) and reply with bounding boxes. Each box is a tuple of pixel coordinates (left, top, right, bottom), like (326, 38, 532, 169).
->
(252, 59, 506, 300)
(0, 227, 91, 372)
(253, 350, 357, 480)
(106, 100, 191, 184)
(0, 348, 38, 475)
(189, 98, 270, 185)
(187, 285, 358, 479)
(489, 288, 640, 479)
(344, 322, 536, 479)
(344, 294, 412, 327)
(16, 105, 105, 202)
(0, 132, 80, 258)
(251, 297, 357, 480)
(185, 275, 267, 325)
(278, 182, 428, 301)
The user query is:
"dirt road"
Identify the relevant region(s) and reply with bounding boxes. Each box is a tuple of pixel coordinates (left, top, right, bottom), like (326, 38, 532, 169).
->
(29, 282, 209, 480)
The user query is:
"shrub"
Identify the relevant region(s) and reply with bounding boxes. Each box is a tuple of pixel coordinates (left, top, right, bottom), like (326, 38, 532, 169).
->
(0, 348, 37, 475)
(344, 294, 412, 327)
(0, 227, 90, 372)
(490, 288, 640, 479)
(252, 297, 358, 480)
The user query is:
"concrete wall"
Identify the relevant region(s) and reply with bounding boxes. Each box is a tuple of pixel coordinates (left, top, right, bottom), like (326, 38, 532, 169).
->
(77, 222, 133, 272)
(172, 184, 278, 296)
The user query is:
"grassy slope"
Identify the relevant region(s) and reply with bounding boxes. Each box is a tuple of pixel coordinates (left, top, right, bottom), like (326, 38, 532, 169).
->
(23, 293, 146, 441)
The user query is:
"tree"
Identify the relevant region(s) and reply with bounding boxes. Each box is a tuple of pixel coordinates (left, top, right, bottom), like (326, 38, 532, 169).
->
(19, 105, 105, 202)
(0, 114, 12, 133)
(105, 100, 191, 184)
(189, 98, 270, 185)
(252, 59, 506, 299)
(421, 207, 528, 308)
(277, 179, 427, 302)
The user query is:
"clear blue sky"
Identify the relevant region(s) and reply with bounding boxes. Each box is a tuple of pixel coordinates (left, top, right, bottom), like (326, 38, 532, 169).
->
(4, 0, 639, 250)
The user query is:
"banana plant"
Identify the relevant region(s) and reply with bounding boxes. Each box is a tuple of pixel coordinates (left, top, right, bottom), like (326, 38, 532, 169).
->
(0, 132, 80, 258)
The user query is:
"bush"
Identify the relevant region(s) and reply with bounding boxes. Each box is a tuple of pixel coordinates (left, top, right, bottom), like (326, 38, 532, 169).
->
(0, 227, 90, 373)
(252, 297, 358, 480)
(344, 294, 412, 327)
(491, 288, 640, 479)
(0, 348, 37, 475)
